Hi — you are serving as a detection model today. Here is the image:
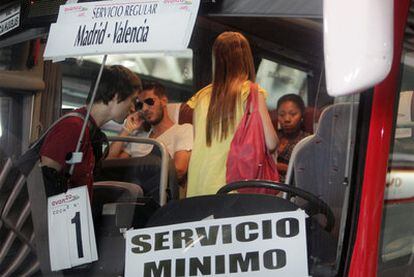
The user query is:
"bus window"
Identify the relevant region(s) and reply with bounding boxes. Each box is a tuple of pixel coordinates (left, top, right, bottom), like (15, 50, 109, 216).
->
(256, 58, 308, 109)
(83, 51, 194, 87)
(378, 51, 414, 276)
(0, 94, 22, 158)
(0, 43, 12, 70)
(0, 44, 31, 159)
(62, 51, 194, 110)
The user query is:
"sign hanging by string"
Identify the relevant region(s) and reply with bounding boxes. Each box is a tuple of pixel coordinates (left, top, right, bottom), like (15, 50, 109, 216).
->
(125, 210, 310, 277)
(48, 186, 98, 271)
(44, 0, 200, 60)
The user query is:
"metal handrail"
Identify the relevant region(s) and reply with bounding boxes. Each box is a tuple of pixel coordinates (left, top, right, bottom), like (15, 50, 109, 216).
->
(107, 136, 170, 206)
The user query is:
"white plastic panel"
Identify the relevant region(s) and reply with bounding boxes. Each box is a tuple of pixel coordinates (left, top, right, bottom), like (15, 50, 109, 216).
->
(324, 0, 394, 96)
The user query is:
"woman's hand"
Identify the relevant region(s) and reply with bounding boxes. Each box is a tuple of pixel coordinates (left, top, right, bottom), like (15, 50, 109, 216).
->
(277, 162, 288, 175)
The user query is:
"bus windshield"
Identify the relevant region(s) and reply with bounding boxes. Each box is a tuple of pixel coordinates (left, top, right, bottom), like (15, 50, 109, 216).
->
(0, 1, 368, 276)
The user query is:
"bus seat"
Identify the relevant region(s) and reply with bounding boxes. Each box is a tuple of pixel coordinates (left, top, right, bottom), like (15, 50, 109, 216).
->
(285, 135, 315, 185)
(303, 106, 323, 134)
(166, 102, 194, 125)
(92, 181, 144, 224)
(88, 178, 162, 276)
(290, 102, 357, 238)
(166, 103, 181, 123)
(93, 181, 144, 201)
(90, 181, 158, 276)
(98, 155, 179, 203)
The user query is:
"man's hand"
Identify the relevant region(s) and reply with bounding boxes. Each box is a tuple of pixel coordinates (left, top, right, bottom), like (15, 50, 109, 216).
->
(41, 156, 68, 197)
(123, 112, 144, 134)
(108, 112, 143, 159)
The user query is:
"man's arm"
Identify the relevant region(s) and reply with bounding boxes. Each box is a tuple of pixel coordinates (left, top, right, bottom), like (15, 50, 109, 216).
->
(107, 112, 142, 159)
(40, 156, 70, 196)
(173, 150, 191, 183)
(118, 150, 131, 158)
(107, 129, 132, 158)
(39, 119, 81, 196)
(40, 156, 62, 171)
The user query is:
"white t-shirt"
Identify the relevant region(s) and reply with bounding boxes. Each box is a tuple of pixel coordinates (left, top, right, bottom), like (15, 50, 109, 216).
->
(124, 124, 193, 158)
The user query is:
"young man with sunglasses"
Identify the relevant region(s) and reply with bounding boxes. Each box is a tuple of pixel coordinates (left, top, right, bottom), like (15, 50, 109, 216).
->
(40, 65, 142, 198)
(108, 81, 193, 187)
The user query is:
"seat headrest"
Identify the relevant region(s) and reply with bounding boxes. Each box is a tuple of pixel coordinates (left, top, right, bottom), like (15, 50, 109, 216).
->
(316, 103, 358, 139)
(93, 181, 144, 199)
(166, 103, 181, 123)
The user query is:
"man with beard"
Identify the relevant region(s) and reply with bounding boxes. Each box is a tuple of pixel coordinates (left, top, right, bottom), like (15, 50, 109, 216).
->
(108, 81, 193, 198)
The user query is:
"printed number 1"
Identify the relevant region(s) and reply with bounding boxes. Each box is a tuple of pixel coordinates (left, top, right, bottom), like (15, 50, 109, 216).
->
(71, 212, 84, 258)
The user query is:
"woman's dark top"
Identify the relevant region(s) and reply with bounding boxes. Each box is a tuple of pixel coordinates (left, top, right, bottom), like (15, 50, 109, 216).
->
(277, 129, 310, 181)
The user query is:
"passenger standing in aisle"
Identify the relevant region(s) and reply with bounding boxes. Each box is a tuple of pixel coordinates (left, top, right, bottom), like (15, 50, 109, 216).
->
(40, 65, 142, 198)
(186, 31, 278, 197)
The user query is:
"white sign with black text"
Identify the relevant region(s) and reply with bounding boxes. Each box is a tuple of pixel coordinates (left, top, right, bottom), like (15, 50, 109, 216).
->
(44, 0, 200, 60)
(125, 210, 310, 277)
(0, 3, 20, 37)
(47, 186, 98, 271)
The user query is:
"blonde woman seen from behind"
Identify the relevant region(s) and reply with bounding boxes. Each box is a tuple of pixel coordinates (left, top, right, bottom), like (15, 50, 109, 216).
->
(186, 32, 278, 197)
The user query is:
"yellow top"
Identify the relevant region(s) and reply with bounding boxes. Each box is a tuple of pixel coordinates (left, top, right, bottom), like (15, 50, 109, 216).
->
(186, 81, 267, 197)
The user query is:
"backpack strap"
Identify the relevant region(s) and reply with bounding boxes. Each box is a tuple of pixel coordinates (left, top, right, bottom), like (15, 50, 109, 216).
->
(16, 112, 90, 176)
(30, 112, 89, 150)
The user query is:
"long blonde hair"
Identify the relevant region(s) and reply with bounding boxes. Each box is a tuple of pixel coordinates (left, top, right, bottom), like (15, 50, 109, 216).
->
(206, 32, 256, 146)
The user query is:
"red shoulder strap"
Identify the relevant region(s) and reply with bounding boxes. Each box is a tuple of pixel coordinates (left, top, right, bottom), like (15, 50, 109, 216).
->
(248, 82, 260, 113)
(30, 112, 87, 150)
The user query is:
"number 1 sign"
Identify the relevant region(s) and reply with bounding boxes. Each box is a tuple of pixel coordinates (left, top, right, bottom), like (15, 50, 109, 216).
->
(47, 186, 98, 271)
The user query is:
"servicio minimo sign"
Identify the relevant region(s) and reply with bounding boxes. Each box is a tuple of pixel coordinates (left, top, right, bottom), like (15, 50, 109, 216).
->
(125, 210, 310, 277)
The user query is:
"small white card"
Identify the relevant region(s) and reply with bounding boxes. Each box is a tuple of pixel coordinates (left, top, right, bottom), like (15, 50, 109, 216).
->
(47, 186, 98, 271)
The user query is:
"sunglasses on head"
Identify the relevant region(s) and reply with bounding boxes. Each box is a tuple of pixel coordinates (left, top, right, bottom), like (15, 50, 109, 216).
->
(135, 98, 155, 110)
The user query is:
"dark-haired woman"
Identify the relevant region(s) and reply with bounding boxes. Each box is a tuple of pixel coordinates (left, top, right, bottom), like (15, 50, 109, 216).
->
(186, 32, 278, 197)
(276, 94, 310, 182)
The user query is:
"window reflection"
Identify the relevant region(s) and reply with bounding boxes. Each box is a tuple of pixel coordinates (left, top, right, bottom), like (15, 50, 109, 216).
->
(83, 51, 193, 85)
(61, 51, 193, 109)
(378, 52, 414, 276)
(256, 58, 308, 109)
